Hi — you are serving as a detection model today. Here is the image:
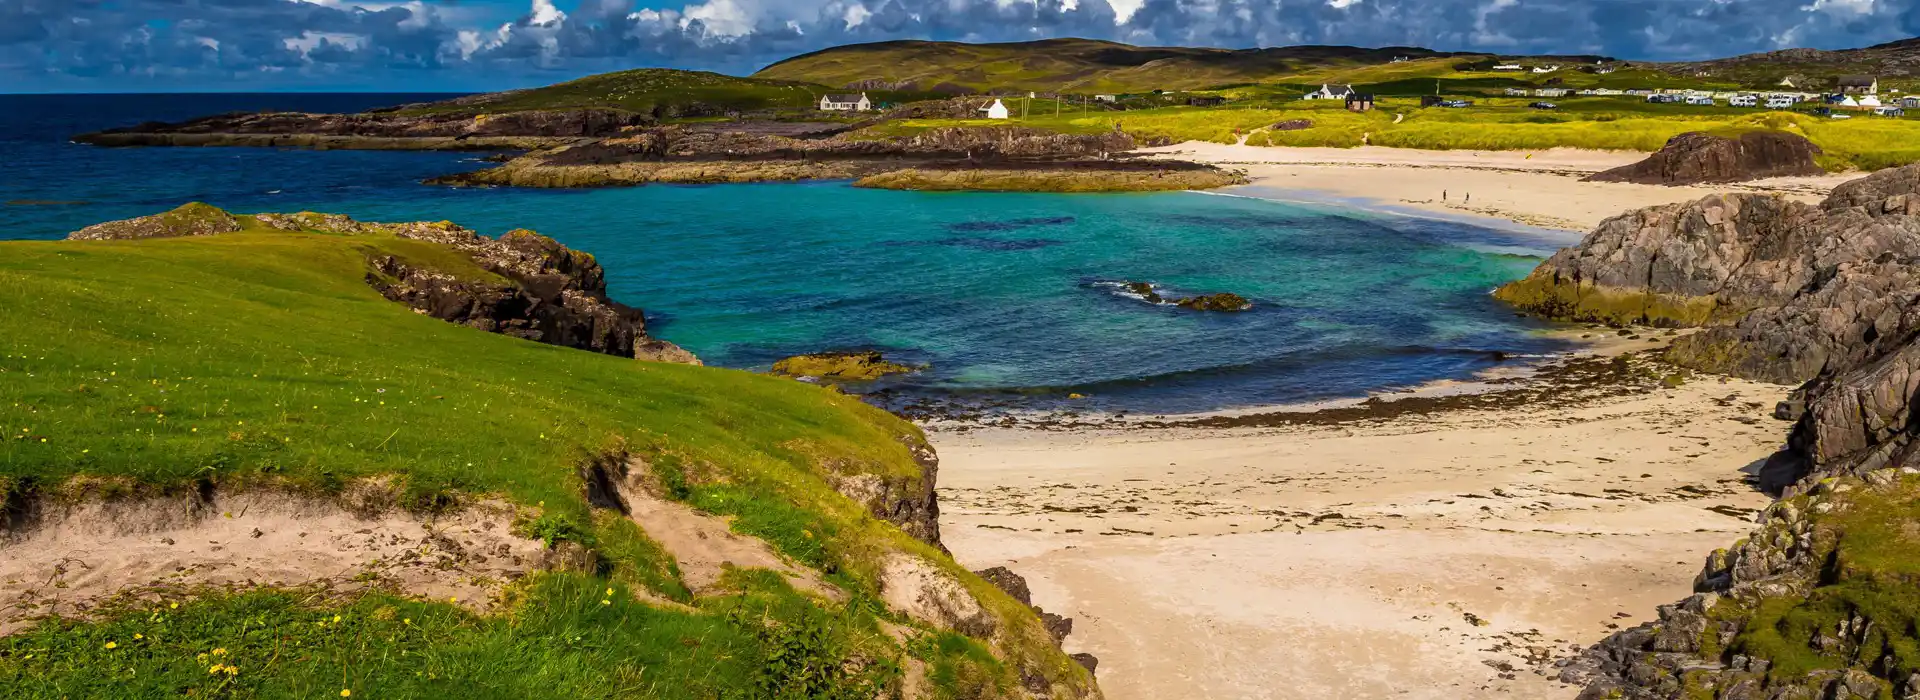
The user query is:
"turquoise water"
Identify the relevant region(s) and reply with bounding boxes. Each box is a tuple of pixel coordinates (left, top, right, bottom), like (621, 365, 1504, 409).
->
(2, 94, 1571, 413)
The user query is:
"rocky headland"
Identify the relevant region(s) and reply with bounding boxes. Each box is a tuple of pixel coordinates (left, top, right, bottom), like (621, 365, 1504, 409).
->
(1496, 163, 1920, 699)
(69, 203, 700, 364)
(73, 108, 651, 150)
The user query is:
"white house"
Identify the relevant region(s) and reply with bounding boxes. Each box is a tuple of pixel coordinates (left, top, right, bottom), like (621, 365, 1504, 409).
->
(1532, 65, 1561, 73)
(1093, 94, 1118, 103)
(1535, 88, 1570, 97)
(819, 93, 872, 111)
(1492, 64, 1524, 71)
(1730, 94, 1758, 107)
(1505, 87, 1531, 96)
(1305, 84, 1355, 100)
(1838, 76, 1879, 95)
(981, 99, 1010, 120)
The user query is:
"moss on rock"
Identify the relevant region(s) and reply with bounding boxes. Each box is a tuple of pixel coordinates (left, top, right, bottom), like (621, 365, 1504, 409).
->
(772, 351, 919, 381)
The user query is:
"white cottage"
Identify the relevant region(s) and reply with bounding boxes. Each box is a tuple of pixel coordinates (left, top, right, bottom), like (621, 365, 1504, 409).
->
(981, 99, 1010, 119)
(819, 93, 872, 111)
(1305, 84, 1355, 100)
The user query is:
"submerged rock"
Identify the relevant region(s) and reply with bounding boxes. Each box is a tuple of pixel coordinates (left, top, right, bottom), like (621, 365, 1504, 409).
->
(771, 351, 918, 381)
(1584, 131, 1825, 186)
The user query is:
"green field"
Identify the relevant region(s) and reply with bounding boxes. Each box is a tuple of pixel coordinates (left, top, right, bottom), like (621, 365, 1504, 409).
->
(0, 216, 1091, 698)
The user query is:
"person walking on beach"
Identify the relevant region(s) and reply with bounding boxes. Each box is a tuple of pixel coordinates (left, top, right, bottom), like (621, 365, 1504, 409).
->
(1443, 190, 1448, 202)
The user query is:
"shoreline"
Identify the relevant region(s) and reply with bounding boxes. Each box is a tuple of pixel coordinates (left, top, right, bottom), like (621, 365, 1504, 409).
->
(927, 346, 1790, 699)
(1145, 142, 1863, 232)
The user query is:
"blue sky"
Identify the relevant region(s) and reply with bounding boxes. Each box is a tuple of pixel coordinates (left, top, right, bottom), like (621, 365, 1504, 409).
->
(2, 0, 1917, 92)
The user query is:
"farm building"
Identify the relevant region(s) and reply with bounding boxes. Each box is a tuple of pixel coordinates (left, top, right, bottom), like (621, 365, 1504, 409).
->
(819, 93, 872, 111)
(1306, 84, 1355, 100)
(1345, 93, 1376, 112)
(1838, 76, 1879, 95)
(980, 99, 1010, 119)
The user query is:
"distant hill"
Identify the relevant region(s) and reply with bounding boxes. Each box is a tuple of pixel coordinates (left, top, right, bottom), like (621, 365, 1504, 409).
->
(752, 38, 1607, 93)
(396, 68, 830, 118)
(1654, 37, 1920, 88)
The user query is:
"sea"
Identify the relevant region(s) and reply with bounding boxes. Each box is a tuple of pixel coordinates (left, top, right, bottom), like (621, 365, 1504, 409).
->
(0, 93, 1579, 415)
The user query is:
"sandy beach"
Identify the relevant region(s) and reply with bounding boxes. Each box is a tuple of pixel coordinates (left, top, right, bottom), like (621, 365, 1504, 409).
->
(1145, 142, 1861, 231)
(932, 345, 1789, 699)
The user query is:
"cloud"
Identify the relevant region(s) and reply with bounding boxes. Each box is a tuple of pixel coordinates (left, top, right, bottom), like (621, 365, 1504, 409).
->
(2, 0, 1917, 91)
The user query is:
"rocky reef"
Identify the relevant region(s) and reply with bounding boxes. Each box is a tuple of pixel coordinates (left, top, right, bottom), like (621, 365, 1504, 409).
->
(1585, 131, 1826, 186)
(1108, 281, 1254, 311)
(772, 351, 918, 381)
(1500, 163, 1920, 699)
(68, 204, 698, 365)
(852, 161, 1247, 193)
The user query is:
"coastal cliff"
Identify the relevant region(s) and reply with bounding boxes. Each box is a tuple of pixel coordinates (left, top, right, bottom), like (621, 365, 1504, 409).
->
(1500, 164, 1920, 699)
(74, 108, 648, 150)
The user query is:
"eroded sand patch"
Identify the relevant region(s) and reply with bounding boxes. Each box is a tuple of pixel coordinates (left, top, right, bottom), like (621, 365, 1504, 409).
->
(1, 488, 547, 634)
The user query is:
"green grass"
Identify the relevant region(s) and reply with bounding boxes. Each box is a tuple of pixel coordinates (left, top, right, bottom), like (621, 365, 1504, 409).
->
(0, 217, 1093, 697)
(1719, 476, 1920, 690)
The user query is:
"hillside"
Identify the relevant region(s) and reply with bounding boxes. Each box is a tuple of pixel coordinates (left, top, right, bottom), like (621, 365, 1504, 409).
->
(0, 206, 1100, 699)
(1657, 37, 1920, 89)
(394, 68, 831, 118)
(752, 38, 1555, 93)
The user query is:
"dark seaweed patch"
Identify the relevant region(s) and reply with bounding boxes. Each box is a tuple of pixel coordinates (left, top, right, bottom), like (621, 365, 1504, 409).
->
(945, 216, 1075, 233)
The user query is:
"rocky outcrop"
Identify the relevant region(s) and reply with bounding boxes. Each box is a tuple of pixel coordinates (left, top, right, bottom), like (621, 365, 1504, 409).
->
(76, 108, 648, 150)
(68, 202, 242, 240)
(771, 351, 917, 381)
(826, 436, 945, 550)
(973, 566, 1098, 675)
(852, 162, 1246, 193)
(67, 205, 699, 365)
(1508, 165, 1920, 699)
(1585, 131, 1826, 186)
(1498, 164, 1920, 384)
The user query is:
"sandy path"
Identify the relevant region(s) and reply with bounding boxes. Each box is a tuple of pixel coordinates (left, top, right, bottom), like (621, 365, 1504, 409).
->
(1146, 142, 1861, 231)
(932, 375, 1788, 699)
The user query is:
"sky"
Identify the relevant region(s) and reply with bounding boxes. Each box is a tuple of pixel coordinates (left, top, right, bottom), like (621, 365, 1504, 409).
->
(2, 0, 1917, 93)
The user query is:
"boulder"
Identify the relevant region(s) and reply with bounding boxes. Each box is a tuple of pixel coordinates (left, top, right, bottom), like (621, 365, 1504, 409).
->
(771, 351, 917, 381)
(1584, 131, 1825, 186)
(1176, 293, 1253, 312)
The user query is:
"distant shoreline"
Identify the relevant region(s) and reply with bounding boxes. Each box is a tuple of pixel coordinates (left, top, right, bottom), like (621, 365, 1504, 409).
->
(1144, 141, 1863, 232)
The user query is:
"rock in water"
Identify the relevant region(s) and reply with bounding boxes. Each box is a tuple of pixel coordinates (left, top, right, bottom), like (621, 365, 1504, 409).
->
(1176, 293, 1253, 312)
(1584, 131, 1825, 186)
(771, 351, 917, 381)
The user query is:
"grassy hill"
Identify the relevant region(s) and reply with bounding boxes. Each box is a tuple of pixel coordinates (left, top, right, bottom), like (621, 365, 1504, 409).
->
(752, 38, 1554, 93)
(394, 68, 832, 118)
(1658, 37, 1920, 91)
(0, 211, 1097, 699)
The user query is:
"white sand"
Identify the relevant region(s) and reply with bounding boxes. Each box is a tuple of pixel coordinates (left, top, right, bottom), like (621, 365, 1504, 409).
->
(933, 373, 1788, 699)
(1147, 142, 1861, 231)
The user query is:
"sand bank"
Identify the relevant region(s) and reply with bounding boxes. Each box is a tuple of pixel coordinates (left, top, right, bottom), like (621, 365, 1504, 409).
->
(1144, 142, 1861, 231)
(932, 355, 1788, 699)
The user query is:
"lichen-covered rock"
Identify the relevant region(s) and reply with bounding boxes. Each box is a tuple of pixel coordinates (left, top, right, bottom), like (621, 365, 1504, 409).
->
(771, 351, 917, 381)
(1175, 292, 1253, 312)
(67, 202, 241, 241)
(1585, 131, 1825, 186)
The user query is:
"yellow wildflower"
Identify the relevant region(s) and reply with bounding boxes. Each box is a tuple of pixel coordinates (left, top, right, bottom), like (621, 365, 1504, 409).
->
(342, 691, 352, 697)
(600, 599, 611, 606)
(332, 615, 341, 623)
(104, 641, 118, 649)
(605, 588, 614, 596)
(134, 634, 144, 640)
(211, 647, 227, 656)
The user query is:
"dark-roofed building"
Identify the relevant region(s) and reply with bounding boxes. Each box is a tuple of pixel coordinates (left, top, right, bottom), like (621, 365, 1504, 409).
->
(819, 93, 873, 111)
(1837, 76, 1879, 95)
(1345, 93, 1376, 112)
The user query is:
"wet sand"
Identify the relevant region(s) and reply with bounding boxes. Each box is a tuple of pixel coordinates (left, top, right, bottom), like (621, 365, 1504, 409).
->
(932, 354, 1787, 699)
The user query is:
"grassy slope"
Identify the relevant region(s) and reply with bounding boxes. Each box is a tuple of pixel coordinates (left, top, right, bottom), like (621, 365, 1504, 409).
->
(397, 68, 831, 116)
(753, 38, 1494, 93)
(0, 221, 1085, 698)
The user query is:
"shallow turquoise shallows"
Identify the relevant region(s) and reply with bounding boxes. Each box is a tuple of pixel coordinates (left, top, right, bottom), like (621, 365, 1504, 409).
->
(3, 94, 1572, 413)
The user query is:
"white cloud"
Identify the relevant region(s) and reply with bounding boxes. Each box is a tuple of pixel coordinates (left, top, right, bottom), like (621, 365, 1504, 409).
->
(530, 0, 568, 26)
(844, 3, 873, 28)
(680, 0, 758, 36)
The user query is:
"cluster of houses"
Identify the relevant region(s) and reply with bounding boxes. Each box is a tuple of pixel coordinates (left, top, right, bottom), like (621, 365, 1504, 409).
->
(1302, 84, 1377, 112)
(819, 91, 1014, 119)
